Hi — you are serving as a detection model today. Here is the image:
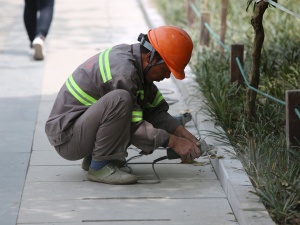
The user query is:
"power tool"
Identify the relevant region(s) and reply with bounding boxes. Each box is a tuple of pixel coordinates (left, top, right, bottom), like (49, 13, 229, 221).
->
(126, 139, 217, 184)
(166, 139, 217, 159)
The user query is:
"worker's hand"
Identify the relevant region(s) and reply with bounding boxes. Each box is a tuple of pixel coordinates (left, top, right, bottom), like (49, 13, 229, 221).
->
(173, 125, 200, 146)
(168, 134, 201, 161)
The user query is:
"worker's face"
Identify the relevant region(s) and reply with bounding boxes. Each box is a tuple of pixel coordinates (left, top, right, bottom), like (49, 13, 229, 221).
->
(145, 55, 171, 83)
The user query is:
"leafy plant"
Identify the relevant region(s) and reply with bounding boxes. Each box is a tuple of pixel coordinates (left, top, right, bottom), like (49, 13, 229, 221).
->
(154, 0, 300, 224)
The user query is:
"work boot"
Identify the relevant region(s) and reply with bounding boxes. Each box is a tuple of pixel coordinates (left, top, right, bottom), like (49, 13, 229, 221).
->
(81, 155, 92, 171)
(87, 163, 137, 185)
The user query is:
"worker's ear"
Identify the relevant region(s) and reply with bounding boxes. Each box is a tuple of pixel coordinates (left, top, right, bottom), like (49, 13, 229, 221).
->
(141, 52, 151, 70)
(146, 52, 160, 64)
(146, 52, 151, 63)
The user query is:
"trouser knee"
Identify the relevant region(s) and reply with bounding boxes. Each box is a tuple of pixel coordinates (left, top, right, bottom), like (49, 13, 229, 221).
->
(110, 89, 132, 113)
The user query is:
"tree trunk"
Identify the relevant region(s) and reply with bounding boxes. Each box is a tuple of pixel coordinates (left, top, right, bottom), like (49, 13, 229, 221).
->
(220, 0, 228, 52)
(247, 1, 269, 119)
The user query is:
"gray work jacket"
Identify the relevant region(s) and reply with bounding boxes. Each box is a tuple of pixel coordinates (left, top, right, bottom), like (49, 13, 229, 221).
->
(45, 43, 181, 152)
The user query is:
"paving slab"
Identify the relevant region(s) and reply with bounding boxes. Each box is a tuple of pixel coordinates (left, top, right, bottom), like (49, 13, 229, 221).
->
(0, 2, 46, 224)
(30, 149, 80, 166)
(32, 123, 53, 151)
(21, 179, 225, 201)
(0, 152, 29, 225)
(25, 163, 217, 182)
(18, 198, 237, 225)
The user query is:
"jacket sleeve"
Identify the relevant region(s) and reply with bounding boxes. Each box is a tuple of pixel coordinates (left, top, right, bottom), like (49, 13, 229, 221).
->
(130, 120, 171, 154)
(143, 84, 181, 134)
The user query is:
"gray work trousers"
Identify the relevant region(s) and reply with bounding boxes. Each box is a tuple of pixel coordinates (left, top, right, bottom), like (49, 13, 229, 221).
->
(55, 89, 132, 162)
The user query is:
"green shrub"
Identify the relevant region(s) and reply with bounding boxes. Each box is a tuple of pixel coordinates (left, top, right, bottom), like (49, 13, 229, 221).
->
(154, 0, 300, 223)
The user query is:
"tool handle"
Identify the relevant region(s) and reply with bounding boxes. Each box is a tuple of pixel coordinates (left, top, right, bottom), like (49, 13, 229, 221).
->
(166, 148, 181, 159)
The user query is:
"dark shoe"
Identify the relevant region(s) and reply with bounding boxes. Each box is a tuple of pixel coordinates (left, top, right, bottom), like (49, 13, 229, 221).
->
(87, 163, 137, 185)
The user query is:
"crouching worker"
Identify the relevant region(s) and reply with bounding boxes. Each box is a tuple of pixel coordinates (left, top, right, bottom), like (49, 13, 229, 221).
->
(45, 26, 201, 185)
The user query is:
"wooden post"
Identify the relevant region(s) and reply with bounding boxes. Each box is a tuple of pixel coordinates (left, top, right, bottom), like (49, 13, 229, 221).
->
(220, 0, 228, 52)
(187, 0, 196, 26)
(230, 44, 244, 85)
(286, 90, 300, 148)
(200, 12, 210, 47)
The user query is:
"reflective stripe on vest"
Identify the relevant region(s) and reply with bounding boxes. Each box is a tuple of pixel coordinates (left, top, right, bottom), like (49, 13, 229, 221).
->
(99, 48, 112, 83)
(65, 74, 97, 106)
(132, 111, 143, 123)
(146, 90, 164, 108)
(137, 90, 144, 100)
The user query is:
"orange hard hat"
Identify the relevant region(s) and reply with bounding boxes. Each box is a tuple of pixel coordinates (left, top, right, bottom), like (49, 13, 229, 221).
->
(148, 26, 193, 80)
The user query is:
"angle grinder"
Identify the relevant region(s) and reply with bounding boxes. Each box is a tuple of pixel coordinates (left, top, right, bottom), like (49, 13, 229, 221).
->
(166, 139, 217, 159)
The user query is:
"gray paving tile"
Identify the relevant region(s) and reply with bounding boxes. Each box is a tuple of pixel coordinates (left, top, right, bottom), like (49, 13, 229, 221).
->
(35, 101, 53, 125)
(30, 149, 80, 166)
(25, 165, 86, 182)
(0, 123, 35, 153)
(0, 178, 25, 214)
(14, 222, 202, 225)
(25, 163, 217, 183)
(0, 4, 44, 157)
(22, 179, 225, 201)
(0, 2, 22, 52)
(32, 123, 55, 151)
(39, 50, 94, 100)
(18, 198, 237, 225)
(130, 164, 218, 181)
(0, 98, 40, 154)
(0, 198, 19, 225)
(0, 153, 29, 225)
(0, 152, 30, 179)
(15, 223, 183, 225)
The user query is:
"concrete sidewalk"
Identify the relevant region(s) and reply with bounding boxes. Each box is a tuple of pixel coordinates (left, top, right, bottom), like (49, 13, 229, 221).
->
(0, 0, 274, 224)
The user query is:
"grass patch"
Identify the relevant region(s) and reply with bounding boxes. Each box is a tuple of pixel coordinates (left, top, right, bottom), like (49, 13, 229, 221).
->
(153, 0, 300, 224)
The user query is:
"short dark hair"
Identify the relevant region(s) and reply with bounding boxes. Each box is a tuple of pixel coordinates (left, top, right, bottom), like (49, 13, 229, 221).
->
(140, 34, 163, 61)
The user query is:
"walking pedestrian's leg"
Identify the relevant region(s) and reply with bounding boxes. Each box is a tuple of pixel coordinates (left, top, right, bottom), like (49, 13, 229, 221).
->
(36, 0, 54, 38)
(32, 0, 54, 60)
(24, 0, 37, 44)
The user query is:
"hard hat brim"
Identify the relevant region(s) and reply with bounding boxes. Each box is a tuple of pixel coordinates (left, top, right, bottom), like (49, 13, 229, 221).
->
(170, 68, 185, 80)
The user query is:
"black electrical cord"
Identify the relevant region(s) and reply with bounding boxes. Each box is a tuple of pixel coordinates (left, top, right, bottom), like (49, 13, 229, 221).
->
(125, 154, 169, 184)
